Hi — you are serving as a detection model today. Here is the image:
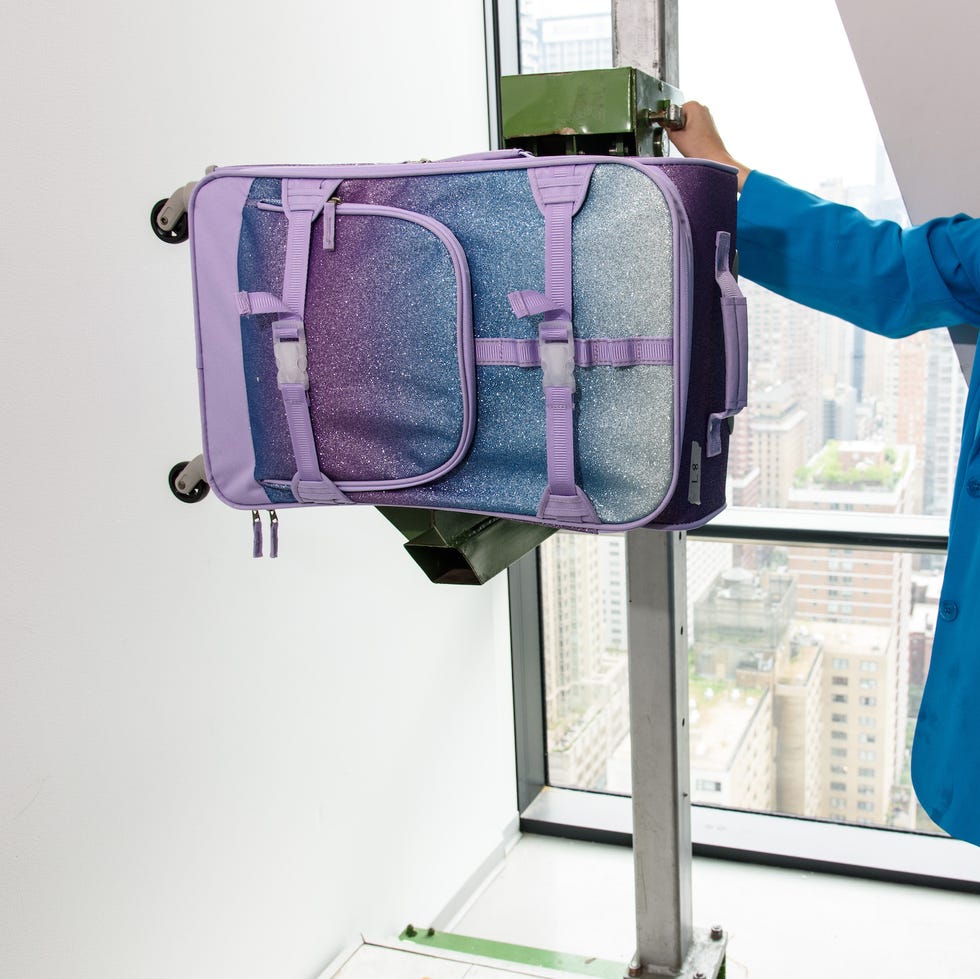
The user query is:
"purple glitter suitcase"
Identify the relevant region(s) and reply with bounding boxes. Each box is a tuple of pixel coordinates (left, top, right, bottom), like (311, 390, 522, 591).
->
(187, 150, 746, 535)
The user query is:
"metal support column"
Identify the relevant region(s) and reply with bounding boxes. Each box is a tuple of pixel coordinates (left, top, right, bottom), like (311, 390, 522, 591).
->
(614, 2, 713, 976)
(625, 530, 692, 974)
(612, 0, 679, 83)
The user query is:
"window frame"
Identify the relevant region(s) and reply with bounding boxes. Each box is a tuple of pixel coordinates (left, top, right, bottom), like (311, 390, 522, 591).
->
(510, 512, 980, 892)
(490, 0, 980, 892)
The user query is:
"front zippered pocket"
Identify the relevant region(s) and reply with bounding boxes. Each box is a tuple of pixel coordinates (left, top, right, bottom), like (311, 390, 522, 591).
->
(238, 192, 476, 496)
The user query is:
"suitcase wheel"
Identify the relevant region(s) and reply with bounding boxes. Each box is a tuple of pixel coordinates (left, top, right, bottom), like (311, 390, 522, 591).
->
(168, 460, 210, 503)
(151, 198, 189, 244)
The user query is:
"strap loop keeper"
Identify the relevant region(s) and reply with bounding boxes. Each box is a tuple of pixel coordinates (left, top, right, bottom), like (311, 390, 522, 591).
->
(291, 472, 350, 505)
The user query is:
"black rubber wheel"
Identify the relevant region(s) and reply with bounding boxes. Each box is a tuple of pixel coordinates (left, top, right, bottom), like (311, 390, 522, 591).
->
(168, 461, 210, 503)
(151, 198, 189, 244)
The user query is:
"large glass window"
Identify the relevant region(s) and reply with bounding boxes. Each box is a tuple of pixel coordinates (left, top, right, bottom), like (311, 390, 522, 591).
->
(512, 0, 966, 854)
(541, 532, 945, 834)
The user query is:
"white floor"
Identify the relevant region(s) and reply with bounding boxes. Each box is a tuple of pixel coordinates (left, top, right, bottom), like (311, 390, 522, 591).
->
(325, 834, 980, 979)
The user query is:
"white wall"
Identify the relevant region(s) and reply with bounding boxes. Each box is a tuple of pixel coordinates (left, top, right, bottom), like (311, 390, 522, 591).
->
(0, 3, 518, 978)
(836, 0, 980, 222)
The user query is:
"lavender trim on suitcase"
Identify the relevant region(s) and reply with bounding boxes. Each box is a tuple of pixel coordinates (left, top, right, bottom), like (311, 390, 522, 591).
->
(188, 156, 740, 530)
(191, 176, 271, 508)
(473, 336, 673, 367)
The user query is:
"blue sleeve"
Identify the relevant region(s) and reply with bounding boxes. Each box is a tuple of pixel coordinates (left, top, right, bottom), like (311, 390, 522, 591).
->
(736, 171, 980, 338)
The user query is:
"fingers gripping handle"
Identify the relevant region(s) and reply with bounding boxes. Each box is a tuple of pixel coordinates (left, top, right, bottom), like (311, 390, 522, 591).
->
(707, 231, 748, 457)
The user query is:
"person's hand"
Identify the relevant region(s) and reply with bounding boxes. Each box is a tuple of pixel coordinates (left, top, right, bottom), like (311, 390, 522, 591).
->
(670, 101, 751, 191)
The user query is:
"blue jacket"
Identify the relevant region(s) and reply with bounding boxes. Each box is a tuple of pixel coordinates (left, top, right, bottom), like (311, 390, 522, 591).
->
(737, 171, 980, 845)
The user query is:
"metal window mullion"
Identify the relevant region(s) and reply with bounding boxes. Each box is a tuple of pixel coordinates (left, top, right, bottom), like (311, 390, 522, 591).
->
(625, 529, 692, 972)
(508, 549, 548, 814)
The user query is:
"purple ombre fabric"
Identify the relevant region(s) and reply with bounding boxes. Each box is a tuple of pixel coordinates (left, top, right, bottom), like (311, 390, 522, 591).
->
(191, 155, 744, 531)
(304, 207, 468, 483)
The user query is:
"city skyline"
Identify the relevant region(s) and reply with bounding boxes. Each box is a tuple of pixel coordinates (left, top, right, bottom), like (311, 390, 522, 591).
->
(525, 0, 958, 835)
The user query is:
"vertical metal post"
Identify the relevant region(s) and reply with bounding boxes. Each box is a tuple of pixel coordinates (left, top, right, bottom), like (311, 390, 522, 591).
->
(613, 1, 691, 974)
(612, 0, 679, 86)
(626, 530, 692, 973)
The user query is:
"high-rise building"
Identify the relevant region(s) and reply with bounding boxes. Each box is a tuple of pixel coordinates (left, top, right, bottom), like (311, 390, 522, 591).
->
(771, 628, 825, 817)
(923, 330, 967, 516)
(539, 533, 628, 791)
(690, 683, 774, 811)
(787, 441, 914, 812)
(749, 383, 808, 508)
(518, 0, 612, 74)
(821, 621, 898, 826)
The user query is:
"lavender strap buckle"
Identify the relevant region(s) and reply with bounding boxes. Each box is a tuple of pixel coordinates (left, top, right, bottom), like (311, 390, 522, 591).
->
(539, 321, 576, 392)
(272, 319, 309, 389)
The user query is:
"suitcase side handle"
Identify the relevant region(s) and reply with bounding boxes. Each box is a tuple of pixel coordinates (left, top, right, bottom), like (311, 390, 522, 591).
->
(707, 230, 748, 457)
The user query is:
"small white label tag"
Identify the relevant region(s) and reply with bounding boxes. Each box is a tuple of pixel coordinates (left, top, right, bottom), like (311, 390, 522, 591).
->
(688, 441, 702, 505)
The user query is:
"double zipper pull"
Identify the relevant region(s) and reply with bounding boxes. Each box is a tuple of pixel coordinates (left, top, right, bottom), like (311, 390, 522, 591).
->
(251, 510, 279, 559)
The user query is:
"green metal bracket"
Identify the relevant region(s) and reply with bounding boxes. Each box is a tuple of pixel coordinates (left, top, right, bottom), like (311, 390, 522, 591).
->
(400, 925, 630, 979)
(501, 66, 684, 157)
(379, 507, 554, 586)
(400, 923, 726, 979)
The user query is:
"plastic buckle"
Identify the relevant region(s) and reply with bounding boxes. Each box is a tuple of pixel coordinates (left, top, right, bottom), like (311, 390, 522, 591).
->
(273, 319, 309, 388)
(539, 321, 576, 391)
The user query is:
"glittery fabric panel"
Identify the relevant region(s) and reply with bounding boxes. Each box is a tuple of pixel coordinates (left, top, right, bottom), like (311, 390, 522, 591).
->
(572, 166, 674, 340)
(645, 162, 738, 526)
(237, 195, 292, 483)
(575, 367, 673, 521)
(304, 212, 462, 481)
(230, 164, 713, 524)
(336, 171, 545, 341)
(338, 164, 677, 523)
(570, 165, 675, 521)
(335, 171, 553, 516)
(357, 365, 549, 516)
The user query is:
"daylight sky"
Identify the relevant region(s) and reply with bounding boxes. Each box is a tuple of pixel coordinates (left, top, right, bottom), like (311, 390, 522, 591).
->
(522, 0, 892, 195)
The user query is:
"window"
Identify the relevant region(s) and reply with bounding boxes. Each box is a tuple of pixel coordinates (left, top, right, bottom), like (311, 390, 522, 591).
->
(505, 0, 974, 885)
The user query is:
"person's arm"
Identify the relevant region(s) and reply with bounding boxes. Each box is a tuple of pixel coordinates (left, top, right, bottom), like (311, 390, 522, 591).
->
(669, 101, 752, 191)
(671, 102, 980, 339)
(739, 172, 980, 338)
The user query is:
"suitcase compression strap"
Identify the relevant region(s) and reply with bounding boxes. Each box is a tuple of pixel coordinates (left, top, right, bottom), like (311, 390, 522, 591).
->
(524, 165, 600, 525)
(274, 179, 350, 505)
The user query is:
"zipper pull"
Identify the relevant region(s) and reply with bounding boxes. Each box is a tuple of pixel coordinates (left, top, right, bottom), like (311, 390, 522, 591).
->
(268, 510, 279, 559)
(251, 510, 263, 558)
